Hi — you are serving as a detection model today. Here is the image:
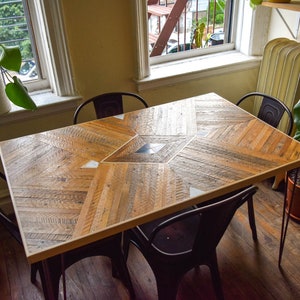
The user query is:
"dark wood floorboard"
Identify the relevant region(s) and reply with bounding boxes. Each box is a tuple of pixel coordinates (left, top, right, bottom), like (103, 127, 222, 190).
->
(0, 179, 300, 299)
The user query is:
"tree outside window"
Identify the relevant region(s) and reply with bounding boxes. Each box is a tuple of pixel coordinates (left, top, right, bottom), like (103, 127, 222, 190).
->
(0, 0, 36, 80)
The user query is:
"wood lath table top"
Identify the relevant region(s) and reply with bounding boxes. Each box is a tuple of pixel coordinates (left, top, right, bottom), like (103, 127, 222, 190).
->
(1, 93, 300, 263)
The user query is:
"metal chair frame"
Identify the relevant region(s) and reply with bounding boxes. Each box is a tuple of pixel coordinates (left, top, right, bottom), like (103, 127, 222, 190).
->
(236, 92, 293, 135)
(124, 186, 257, 300)
(73, 92, 148, 124)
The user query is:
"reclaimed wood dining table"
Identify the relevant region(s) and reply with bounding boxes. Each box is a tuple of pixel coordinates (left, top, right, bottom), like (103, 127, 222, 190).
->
(1, 92, 300, 293)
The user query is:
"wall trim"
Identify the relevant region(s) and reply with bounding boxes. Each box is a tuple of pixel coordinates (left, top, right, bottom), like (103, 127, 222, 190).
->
(136, 51, 261, 91)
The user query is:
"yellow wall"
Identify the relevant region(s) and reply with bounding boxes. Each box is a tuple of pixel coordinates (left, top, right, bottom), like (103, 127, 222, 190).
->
(61, 1, 140, 100)
(61, 1, 258, 107)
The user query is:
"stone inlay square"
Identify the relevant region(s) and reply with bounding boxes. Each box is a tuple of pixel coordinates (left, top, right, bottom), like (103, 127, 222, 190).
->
(136, 143, 165, 154)
(104, 135, 194, 163)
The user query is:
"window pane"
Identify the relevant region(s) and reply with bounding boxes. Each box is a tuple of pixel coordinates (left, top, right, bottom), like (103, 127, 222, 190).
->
(148, 0, 231, 57)
(0, 0, 38, 81)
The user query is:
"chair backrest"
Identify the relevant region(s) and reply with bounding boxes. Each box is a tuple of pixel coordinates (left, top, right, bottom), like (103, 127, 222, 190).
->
(73, 92, 148, 124)
(236, 92, 293, 135)
(146, 186, 257, 257)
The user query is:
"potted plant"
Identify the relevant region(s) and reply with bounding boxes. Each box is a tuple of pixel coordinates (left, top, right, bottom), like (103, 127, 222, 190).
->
(190, 21, 213, 49)
(286, 100, 300, 221)
(191, 21, 206, 48)
(0, 44, 37, 114)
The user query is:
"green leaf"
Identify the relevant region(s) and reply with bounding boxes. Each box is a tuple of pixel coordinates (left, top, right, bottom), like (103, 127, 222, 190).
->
(294, 101, 300, 141)
(5, 76, 37, 110)
(0, 45, 22, 72)
(294, 131, 300, 141)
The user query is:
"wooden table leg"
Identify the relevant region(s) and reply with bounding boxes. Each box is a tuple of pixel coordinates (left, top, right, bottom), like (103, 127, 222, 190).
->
(38, 256, 65, 300)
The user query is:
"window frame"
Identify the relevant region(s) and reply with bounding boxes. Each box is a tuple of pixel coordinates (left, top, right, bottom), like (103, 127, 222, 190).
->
(133, 0, 270, 90)
(24, 0, 75, 96)
(148, 0, 236, 65)
(0, 0, 78, 125)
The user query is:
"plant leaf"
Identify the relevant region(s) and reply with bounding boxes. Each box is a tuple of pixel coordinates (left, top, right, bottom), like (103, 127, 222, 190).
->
(5, 76, 37, 110)
(0, 45, 22, 72)
(294, 101, 300, 141)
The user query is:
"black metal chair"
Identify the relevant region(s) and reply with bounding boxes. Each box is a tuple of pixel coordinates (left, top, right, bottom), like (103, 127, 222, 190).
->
(200, 186, 258, 241)
(236, 92, 293, 135)
(124, 186, 257, 300)
(0, 171, 135, 300)
(236, 92, 294, 223)
(73, 92, 148, 124)
(0, 171, 22, 243)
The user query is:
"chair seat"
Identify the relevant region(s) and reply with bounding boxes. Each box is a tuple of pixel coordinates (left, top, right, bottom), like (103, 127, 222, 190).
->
(135, 207, 198, 255)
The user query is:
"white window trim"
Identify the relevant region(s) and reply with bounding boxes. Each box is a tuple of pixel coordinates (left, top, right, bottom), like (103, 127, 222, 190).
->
(134, 0, 150, 81)
(0, 0, 79, 125)
(30, 0, 76, 96)
(133, 0, 270, 91)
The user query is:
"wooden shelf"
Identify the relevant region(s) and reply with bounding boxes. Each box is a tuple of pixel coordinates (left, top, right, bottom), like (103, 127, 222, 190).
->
(261, 1, 300, 12)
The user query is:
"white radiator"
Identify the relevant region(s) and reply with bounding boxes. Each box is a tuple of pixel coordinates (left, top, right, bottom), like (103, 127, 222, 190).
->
(255, 38, 300, 133)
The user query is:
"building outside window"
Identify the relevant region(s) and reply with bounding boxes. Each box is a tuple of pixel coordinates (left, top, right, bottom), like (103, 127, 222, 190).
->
(135, 0, 265, 90)
(148, 0, 233, 60)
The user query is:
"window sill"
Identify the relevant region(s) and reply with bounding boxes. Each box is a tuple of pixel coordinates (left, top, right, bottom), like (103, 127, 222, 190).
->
(136, 50, 262, 91)
(0, 90, 81, 125)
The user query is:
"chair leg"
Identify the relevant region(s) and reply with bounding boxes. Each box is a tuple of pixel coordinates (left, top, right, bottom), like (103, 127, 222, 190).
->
(272, 173, 285, 190)
(111, 254, 135, 299)
(30, 263, 38, 283)
(207, 251, 224, 300)
(122, 231, 131, 261)
(31, 259, 62, 300)
(40, 258, 63, 300)
(0, 171, 6, 181)
(247, 197, 257, 240)
(154, 270, 182, 300)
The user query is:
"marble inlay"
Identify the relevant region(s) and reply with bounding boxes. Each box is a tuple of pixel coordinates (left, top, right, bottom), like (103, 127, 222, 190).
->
(136, 143, 165, 154)
(190, 186, 205, 198)
(81, 160, 99, 168)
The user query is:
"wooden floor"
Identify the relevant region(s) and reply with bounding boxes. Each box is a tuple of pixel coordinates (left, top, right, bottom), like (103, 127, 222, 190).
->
(1, 179, 300, 300)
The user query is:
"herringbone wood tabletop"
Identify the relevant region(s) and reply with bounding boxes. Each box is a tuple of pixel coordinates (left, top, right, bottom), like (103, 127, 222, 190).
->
(1, 93, 300, 263)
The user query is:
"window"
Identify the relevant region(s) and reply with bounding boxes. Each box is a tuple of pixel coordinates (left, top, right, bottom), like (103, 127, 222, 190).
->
(148, 0, 234, 61)
(0, 0, 39, 81)
(134, 0, 267, 90)
(0, 0, 75, 103)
